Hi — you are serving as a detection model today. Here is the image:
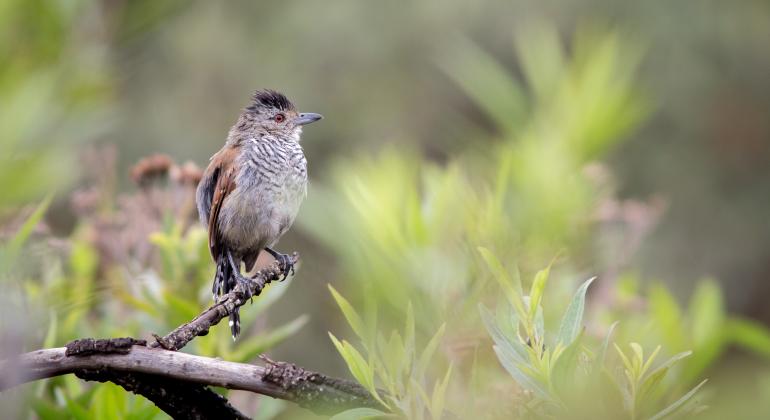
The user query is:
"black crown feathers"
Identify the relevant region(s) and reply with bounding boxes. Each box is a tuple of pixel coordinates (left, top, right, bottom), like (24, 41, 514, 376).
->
(247, 89, 295, 112)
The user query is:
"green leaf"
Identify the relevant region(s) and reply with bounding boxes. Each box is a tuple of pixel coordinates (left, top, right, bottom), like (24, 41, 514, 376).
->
(641, 351, 692, 384)
(492, 344, 551, 400)
(528, 266, 550, 319)
(557, 277, 595, 345)
(480, 305, 527, 364)
(379, 330, 405, 381)
(551, 331, 583, 398)
(478, 247, 526, 320)
(416, 323, 446, 379)
(0, 195, 51, 270)
(595, 321, 619, 375)
(230, 315, 308, 362)
(515, 21, 566, 102)
(329, 333, 388, 408)
(639, 345, 662, 379)
(614, 344, 634, 375)
(439, 38, 527, 134)
(688, 279, 725, 347)
(329, 408, 390, 420)
(329, 285, 367, 342)
(403, 302, 415, 371)
(726, 317, 770, 358)
(249, 276, 295, 315)
(164, 292, 200, 324)
(253, 398, 287, 420)
(648, 379, 707, 420)
(62, 392, 92, 420)
(430, 364, 453, 420)
(649, 284, 685, 351)
(533, 304, 544, 345)
(31, 399, 65, 420)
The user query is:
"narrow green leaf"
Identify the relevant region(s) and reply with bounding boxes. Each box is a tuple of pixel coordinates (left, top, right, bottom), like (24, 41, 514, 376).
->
(648, 379, 708, 420)
(417, 324, 446, 379)
(551, 331, 583, 398)
(726, 317, 770, 358)
(329, 408, 390, 420)
(641, 351, 692, 384)
(380, 330, 405, 381)
(649, 284, 685, 351)
(528, 266, 550, 319)
(639, 345, 662, 378)
(595, 321, 619, 375)
(557, 277, 596, 345)
(480, 305, 528, 364)
(231, 315, 308, 362)
(31, 399, 65, 420)
(1, 195, 52, 271)
(404, 302, 415, 371)
(5, 194, 52, 256)
(533, 305, 544, 345)
(638, 366, 668, 403)
(688, 279, 725, 347)
(430, 364, 453, 420)
(329, 333, 388, 408)
(249, 276, 294, 315)
(630, 342, 644, 376)
(478, 247, 526, 320)
(614, 344, 634, 374)
(63, 393, 91, 420)
(438, 38, 527, 133)
(329, 285, 367, 342)
(492, 345, 551, 400)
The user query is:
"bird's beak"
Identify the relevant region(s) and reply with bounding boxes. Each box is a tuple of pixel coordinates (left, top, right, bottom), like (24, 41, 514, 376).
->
(295, 112, 323, 126)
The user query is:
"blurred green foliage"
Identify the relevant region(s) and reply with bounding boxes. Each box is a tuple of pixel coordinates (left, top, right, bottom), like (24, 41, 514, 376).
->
(479, 260, 706, 419)
(2, 0, 770, 419)
(329, 286, 452, 419)
(308, 22, 770, 420)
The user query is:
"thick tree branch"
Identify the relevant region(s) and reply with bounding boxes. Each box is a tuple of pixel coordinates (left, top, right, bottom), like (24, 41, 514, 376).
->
(0, 344, 381, 415)
(76, 369, 250, 420)
(63, 338, 249, 419)
(0, 255, 385, 418)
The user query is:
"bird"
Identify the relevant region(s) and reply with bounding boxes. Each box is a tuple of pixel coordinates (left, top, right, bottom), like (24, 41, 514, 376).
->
(195, 89, 322, 339)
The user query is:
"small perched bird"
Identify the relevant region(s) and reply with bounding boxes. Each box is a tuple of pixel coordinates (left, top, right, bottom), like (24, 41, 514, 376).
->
(196, 89, 322, 339)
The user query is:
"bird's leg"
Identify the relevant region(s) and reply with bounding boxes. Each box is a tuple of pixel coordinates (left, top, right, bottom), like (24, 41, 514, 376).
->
(227, 251, 262, 297)
(264, 247, 295, 280)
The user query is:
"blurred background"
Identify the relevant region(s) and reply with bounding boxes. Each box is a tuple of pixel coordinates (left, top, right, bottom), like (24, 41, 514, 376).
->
(1, 0, 770, 418)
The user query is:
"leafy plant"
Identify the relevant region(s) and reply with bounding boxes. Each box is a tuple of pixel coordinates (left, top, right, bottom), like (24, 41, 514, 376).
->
(479, 250, 707, 419)
(328, 285, 452, 420)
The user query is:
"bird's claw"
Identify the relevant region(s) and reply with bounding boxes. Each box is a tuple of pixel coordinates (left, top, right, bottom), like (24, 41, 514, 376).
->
(276, 253, 294, 280)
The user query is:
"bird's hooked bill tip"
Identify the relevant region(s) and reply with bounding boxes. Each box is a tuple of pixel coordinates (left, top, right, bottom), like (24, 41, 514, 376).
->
(296, 112, 323, 126)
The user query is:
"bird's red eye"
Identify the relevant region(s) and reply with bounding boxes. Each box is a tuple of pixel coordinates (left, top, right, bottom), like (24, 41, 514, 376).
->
(274, 113, 285, 123)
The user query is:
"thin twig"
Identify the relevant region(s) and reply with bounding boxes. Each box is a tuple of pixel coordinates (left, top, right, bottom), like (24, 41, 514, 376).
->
(151, 255, 298, 351)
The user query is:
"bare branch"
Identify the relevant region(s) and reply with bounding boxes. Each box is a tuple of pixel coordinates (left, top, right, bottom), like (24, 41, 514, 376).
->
(151, 256, 297, 351)
(1, 344, 381, 415)
(75, 369, 249, 420)
(0, 254, 385, 417)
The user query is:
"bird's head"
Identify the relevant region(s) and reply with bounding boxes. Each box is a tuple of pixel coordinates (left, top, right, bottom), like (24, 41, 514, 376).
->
(239, 89, 322, 142)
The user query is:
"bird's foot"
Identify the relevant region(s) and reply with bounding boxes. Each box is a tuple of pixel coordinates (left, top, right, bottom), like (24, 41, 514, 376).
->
(233, 271, 265, 297)
(264, 247, 295, 280)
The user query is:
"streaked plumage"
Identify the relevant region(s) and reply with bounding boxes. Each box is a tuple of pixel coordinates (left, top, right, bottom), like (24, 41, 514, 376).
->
(196, 89, 321, 338)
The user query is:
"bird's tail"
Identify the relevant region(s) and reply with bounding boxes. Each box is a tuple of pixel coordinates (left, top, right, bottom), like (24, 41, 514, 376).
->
(214, 253, 241, 340)
(213, 254, 231, 299)
(229, 309, 241, 340)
